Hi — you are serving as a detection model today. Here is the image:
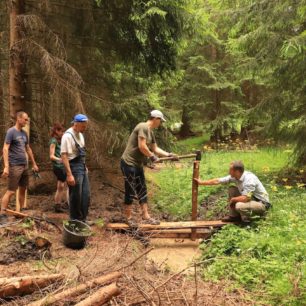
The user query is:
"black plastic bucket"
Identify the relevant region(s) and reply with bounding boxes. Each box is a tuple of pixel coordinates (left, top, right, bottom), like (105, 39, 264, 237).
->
(63, 220, 91, 249)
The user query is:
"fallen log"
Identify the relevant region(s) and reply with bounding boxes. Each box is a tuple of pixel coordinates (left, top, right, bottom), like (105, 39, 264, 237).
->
(5, 209, 61, 233)
(29, 271, 122, 306)
(75, 282, 120, 306)
(0, 274, 64, 299)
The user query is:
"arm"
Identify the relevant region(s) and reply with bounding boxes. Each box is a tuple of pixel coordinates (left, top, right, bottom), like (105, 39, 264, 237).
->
(61, 152, 75, 186)
(194, 178, 220, 186)
(230, 195, 249, 204)
(49, 143, 62, 163)
(26, 145, 39, 172)
(151, 143, 170, 157)
(2, 143, 10, 177)
(138, 137, 155, 158)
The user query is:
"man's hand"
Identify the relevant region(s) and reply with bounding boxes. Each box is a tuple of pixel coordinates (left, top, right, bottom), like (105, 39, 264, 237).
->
(150, 155, 160, 163)
(1, 166, 9, 178)
(67, 174, 76, 186)
(193, 178, 203, 185)
(168, 153, 179, 161)
(32, 164, 39, 172)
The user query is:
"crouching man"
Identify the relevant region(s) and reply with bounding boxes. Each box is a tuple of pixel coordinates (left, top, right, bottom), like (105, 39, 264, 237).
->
(195, 160, 271, 223)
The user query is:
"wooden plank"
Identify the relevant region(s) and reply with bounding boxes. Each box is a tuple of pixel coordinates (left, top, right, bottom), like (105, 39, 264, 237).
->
(145, 229, 212, 239)
(106, 220, 231, 231)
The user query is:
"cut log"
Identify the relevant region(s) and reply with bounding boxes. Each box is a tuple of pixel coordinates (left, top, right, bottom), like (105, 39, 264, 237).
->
(29, 271, 122, 306)
(0, 274, 64, 298)
(106, 220, 231, 231)
(75, 282, 120, 306)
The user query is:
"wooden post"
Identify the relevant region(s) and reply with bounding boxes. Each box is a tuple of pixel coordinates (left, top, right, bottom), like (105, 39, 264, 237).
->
(191, 160, 200, 240)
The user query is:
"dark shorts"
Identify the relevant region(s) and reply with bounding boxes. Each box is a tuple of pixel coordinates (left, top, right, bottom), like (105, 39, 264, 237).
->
(8, 165, 29, 191)
(120, 159, 148, 205)
(53, 167, 67, 182)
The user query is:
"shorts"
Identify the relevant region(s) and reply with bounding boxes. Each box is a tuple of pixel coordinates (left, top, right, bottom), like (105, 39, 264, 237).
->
(8, 165, 29, 191)
(53, 167, 67, 182)
(120, 159, 148, 205)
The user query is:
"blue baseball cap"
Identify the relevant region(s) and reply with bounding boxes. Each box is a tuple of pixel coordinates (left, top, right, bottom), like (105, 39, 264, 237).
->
(72, 114, 88, 123)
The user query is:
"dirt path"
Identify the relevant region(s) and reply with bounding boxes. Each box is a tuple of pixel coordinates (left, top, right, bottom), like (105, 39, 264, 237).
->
(0, 169, 253, 305)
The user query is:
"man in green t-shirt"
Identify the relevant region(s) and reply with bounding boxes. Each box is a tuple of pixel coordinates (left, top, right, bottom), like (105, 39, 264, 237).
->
(121, 110, 177, 226)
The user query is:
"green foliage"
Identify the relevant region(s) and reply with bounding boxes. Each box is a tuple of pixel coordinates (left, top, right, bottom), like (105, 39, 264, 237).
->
(149, 144, 290, 219)
(201, 188, 306, 305)
(95, 0, 197, 74)
(149, 144, 305, 304)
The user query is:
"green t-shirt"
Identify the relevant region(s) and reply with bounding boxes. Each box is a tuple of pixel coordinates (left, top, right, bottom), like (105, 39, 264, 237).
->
(121, 122, 156, 167)
(49, 137, 63, 168)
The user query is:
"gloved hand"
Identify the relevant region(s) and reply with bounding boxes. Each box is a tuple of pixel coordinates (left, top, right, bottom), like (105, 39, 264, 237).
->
(150, 155, 160, 163)
(168, 152, 179, 161)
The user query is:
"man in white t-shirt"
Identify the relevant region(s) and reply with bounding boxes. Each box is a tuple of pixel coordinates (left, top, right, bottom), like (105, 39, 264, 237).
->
(195, 160, 271, 223)
(61, 114, 90, 221)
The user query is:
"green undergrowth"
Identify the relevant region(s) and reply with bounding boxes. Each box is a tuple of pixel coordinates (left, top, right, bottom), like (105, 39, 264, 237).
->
(149, 147, 290, 220)
(148, 144, 306, 305)
(201, 188, 306, 305)
(173, 134, 210, 154)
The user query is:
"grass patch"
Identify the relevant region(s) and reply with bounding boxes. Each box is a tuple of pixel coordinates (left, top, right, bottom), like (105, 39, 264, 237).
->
(150, 147, 290, 220)
(173, 134, 210, 154)
(147, 144, 305, 305)
(201, 188, 306, 305)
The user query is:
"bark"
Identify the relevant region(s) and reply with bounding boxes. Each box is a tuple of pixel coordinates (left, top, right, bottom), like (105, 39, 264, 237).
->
(9, 0, 26, 119)
(0, 274, 64, 298)
(179, 105, 194, 138)
(29, 272, 122, 306)
(75, 283, 120, 306)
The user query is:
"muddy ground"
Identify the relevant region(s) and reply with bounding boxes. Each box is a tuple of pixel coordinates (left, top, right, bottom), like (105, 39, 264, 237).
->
(0, 166, 253, 305)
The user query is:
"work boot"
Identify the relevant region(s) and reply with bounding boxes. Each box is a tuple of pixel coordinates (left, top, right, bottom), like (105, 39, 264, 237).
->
(222, 215, 241, 222)
(54, 204, 65, 213)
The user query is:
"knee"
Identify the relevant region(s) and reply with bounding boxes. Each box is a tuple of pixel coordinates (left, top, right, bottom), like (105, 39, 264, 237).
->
(235, 202, 246, 211)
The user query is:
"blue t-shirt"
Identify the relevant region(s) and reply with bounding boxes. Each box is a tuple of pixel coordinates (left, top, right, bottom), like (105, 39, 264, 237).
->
(5, 127, 28, 165)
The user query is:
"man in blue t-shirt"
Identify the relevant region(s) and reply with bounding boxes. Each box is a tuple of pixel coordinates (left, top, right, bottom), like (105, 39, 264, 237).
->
(0, 111, 39, 223)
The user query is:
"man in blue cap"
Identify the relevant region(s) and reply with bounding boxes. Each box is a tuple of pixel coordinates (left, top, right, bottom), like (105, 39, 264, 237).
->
(61, 114, 90, 222)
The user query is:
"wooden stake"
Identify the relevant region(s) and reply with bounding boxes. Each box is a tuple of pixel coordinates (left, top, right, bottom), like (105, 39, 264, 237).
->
(191, 160, 200, 240)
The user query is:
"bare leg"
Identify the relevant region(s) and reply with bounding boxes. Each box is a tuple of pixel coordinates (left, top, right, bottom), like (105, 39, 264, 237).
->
(18, 187, 26, 209)
(57, 181, 66, 203)
(1, 190, 15, 213)
(141, 203, 151, 219)
(54, 181, 62, 204)
(124, 204, 132, 219)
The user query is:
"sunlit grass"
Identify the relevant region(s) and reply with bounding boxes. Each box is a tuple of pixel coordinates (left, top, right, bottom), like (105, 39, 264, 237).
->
(148, 147, 290, 219)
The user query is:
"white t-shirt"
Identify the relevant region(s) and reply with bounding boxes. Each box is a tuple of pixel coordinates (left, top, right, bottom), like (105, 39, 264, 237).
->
(61, 127, 85, 161)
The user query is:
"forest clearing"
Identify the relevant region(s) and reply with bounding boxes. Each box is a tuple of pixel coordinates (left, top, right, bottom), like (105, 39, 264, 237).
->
(0, 0, 305, 305)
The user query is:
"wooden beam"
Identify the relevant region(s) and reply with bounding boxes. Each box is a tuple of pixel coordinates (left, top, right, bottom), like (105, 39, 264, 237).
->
(145, 229, 212, 239)
(106, 220, 231, 231)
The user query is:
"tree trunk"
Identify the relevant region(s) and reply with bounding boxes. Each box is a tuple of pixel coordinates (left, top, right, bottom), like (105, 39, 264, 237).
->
(9, 0, 26, 119)
(179, 105, 193, 138)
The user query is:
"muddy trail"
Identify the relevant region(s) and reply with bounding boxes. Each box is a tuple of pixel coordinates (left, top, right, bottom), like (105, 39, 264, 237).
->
(0, 168, 252, 305)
